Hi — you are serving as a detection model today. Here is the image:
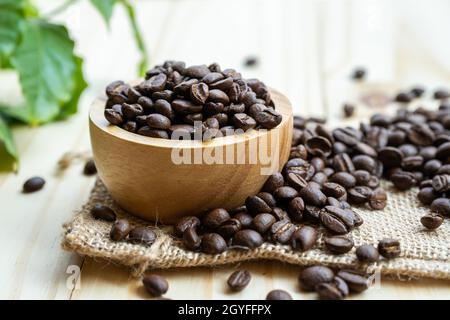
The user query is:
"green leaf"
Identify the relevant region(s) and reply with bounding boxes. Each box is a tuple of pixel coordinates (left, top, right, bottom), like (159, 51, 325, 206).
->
(11, 20, 78, 125)
(58, 56, 88, 119)
(90, 0, 118, 25)
(0, 0, 26, 58)
(0, 115, 18, 171)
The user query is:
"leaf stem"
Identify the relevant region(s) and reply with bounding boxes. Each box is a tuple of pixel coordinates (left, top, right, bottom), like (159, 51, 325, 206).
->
(44, 0, 79, 19)
(121, 0, 149, 76)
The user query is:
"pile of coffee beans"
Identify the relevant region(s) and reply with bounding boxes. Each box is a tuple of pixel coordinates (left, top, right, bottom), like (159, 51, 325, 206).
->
(103, 61, 282, 140)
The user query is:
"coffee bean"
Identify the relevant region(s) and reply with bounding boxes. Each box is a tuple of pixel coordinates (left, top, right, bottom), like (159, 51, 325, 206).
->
(343, 104, 355, 118)
(299, 184, 327, 206)
(270, 220, 296, 244)
(234, 212, 253, 229)
(233, 229, 264, 248)
(23, 176, 45, 193)
(271, 207, 289, 221)
(255, 108, 283, 129)
(378, 147, 403, 167)
(137, 127, 169, 139)
(110, 219, 131, 241)
(434, 89, 450, 100)
(299, 266, 334, 291)
(190, 82, 209, 104)
(306, 136, 332, 157)
(288, 197, 305, 221)
(355, 244, 379, 262)
(203, 208, 230, 230)
(337, 270, 370, 293)
(183, 64, 210, 78)
(266, 289, 293, 300)
(333, 153, 355, 172)
(286, 172, 308, 190)
(83, 159, 97, 176)
(217, 218, 242, 238)
(390, 171, 417, 190)
(122, 121, 137, 133)
(262, 173, 285, 193)
(128, 227, 156, 245)
(410, 86, 425, 98)
(91, 204, 116, 222)
(252, 213, 276, 233)
(351, 68, 366, 80)
(232, 113, 257, 131)
(316, 277, 349, 300)
(420, 213, 444, 230)
(245, 195, 272, 215)
(424, 159, 442, 176)
(201, 233, 227, 254)
(378, 238, 401, 259)
(143, 275, 168, 297)
(284, 158, 315, 180)
(274, 186, 299, 202)
(395, 92, 413, 103)
(430, 198, 450, 216)
(324, 236, 354, 254)
(174, 216, 200, 237)
(432, 174, 450, 192)
(322, 182, 347, 200)
(369, 188, 387, 210)
(154, 99, 174, 120)
(347, 186, 372, 204)
(320, 206, 355, 234)
(290, 225, 318, 251)
(330, 172, 356, 189)
(146, 114, 171, 129)
(183, 227, 201, 250)
(417, 187, 438, 205)
(227, 270, 251, 291)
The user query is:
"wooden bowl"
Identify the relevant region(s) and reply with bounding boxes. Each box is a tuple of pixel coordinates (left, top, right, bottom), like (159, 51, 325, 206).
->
(89, 88, 293, 223)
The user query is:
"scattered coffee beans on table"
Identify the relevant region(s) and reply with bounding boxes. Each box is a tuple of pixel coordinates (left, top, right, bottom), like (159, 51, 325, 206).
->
(22, 176, 45, 193)
(103, 61, 282, 140)
(227, 270, 251, 292)
(265, 289, 293, 300)
(143, 274, 169, 297)
(351, 67, 366, 81)
(83, 159, 97, 175)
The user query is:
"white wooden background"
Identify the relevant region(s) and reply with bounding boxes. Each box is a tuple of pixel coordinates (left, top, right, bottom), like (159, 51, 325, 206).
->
(1, 0, 450, 299)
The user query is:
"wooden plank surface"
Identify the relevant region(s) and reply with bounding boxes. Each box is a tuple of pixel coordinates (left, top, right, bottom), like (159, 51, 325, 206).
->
(0, 0, 449, 300)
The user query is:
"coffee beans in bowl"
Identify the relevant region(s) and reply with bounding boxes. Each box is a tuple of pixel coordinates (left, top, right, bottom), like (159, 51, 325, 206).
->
(103, 61, 282, 140)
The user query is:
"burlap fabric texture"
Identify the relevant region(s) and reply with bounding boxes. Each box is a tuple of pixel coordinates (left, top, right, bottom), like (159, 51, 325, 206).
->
(62, 179, 450, 279)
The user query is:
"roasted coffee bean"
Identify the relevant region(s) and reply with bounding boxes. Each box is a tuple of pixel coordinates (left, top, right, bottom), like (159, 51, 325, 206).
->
(421, 213, 444, 230)
(288, 197, 305, 221)
(262, 173, 285, 193)
(271, 207, 289, 221)
(172, 99, 202, 115)
(352, 155, 377, 174)
(319, 206, 355, 234)
(110, 219, 131, 241)
(91, 204, 116, 222)
(324, 236, 354, 254)
(330, 172, 356, 189)
(378, 238, 401, 259)
(369, 188, 387, 210)
(184, 64, 210, 78)
(23, 176, 45, 193)
(356, 244, 379, 262)
(337, 270, 370, 293)
(233, 229, 264, 248)
(122, 121, 137, 133)
(234, 212, 253, 229)
(434, 89, 450, 100)
(322, 182, 347, 199)
(137, 126, 169, 139)
(203, 208, 230, 230)
(391, 171, 417, 190)
(252, 213, 276, 233)
(104, 108, 123, 125)
(304, 205, 321, 221)
(395, 92, 413, 103)
(183, 227, 201, 250)
(306, 136, 332, 157)
(274, 186, 299, 202)
(290, 225, 318, 251)
(378, 147, 403, 167)
(299, 184, 327, 206)
(399, 144, 417, 157)
(347, 186, 372, 204)
(153, 99, 174, 120)
(286, 172, 308, 190)
(174, 216, 200, 237)
(311, 172, 328, 186)
(266, 289, 293, 300)
(410, 86, 425, 98)
(227, 270, 251, 292)
(255, 108, 283, 129)
(143, 275, 168, 297)
(246, 194, 273, 215)
(232, 113, 257, 131)
(402, 155, 424, 171)
(424, 159, 442, 176)
(299, 266, 334, 291)
(417, 187, 438, 205)
(210, 77, 234, 91)
(316, 277, 349, 300)
(408, 124, 435, 146)
(430, 198, 450, 216)
(201, 233, 227, 254)
(432, 174, 450, 192)
(270, 220, 296, 244)
(146, 114, 171, 129)
(152, 90, 175, 102)
(128, 227, 156, 245)
(351, 67, 366, 80)
(343, 103, 355, 118)
(217, 218, 242, 238)
(201, 72, 224, 84)
(83, 159, 97, 176)
(333, 153, 355, 172)
(190, 83, 209, 104)
(284, 158, 315, 180)
(333, 128, 359, 146)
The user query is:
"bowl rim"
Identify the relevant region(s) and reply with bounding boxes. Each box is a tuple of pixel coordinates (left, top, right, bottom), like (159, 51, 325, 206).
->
(89, 87, 293, 149)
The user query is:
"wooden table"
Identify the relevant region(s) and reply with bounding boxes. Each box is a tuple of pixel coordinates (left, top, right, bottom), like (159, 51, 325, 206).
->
(1, 0, 449, 299)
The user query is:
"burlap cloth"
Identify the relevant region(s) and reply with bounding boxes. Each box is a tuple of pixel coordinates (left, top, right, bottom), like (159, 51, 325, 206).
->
(62, 179, 450, 279)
